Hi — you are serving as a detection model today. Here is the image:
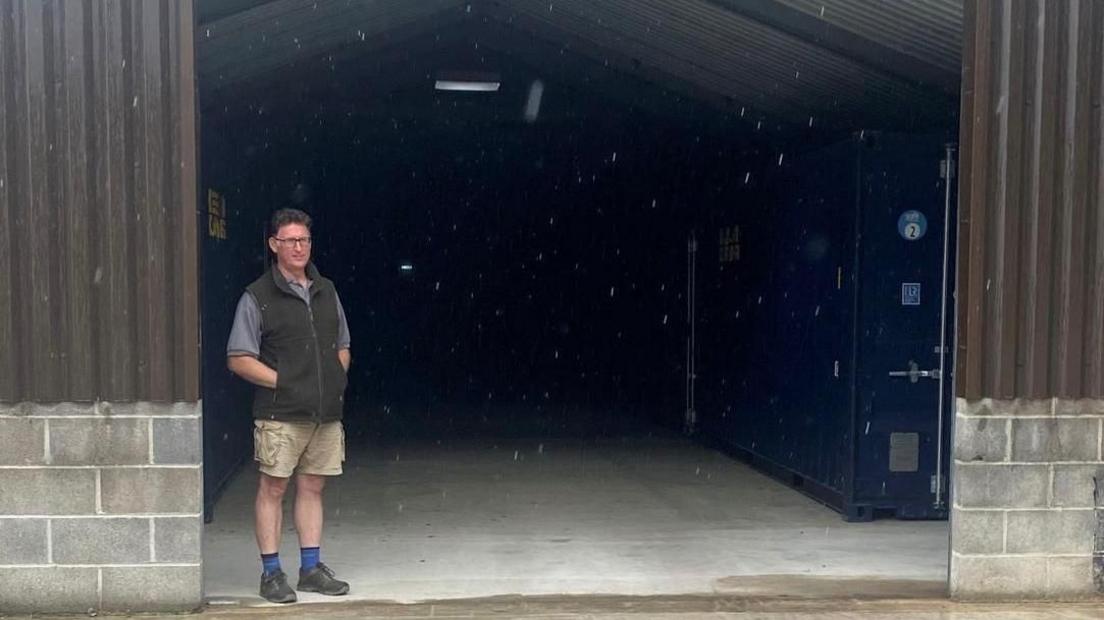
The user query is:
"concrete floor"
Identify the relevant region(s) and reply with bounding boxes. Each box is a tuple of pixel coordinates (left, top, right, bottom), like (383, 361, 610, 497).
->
(203, 428, 949, 607)
(27, 597, 1104, 619)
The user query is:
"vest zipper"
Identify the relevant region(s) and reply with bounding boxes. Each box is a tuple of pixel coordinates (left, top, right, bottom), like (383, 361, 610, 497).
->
(307, 303, 324, 421)
(271, 360, 279, 404)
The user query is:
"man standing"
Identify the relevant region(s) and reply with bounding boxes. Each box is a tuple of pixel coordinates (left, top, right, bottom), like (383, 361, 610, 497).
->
(227, 208, 352, 603)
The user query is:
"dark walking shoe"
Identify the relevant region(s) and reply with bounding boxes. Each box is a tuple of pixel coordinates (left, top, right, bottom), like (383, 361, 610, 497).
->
(259, 570, 297, 604)
(297, 562, 350, 596)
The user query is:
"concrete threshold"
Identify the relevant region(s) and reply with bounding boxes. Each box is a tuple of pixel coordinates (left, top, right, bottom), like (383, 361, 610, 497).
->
(188, 576, 1104, 618)
(18, 578, 1104, 619)
(107, 586, 1104, 620)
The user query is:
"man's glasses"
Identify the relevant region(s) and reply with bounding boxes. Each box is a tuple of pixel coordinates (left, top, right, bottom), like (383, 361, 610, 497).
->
(273, 236, 312, 248)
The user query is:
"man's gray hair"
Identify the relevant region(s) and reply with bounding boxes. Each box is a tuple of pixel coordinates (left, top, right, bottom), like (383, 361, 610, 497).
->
(270, 208, 312, 237)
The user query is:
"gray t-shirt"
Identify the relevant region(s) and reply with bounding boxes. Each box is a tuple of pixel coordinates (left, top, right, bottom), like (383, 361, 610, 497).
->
(226, 278, 351, 357)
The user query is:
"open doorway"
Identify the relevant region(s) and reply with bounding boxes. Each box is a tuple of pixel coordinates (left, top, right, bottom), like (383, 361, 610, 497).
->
(196, 0, 960, 605)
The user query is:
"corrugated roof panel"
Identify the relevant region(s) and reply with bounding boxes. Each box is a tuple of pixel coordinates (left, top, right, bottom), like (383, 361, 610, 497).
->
(198, 0, 466, 89)
(775, 0, 963, 72)
(498, 0, 950, 125)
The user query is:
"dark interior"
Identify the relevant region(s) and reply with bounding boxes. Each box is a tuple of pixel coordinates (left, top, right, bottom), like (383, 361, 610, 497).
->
(198, 3, 960, 519)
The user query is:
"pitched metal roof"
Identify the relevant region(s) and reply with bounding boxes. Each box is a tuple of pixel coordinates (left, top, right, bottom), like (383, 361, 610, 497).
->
(197, 0, 962, 129)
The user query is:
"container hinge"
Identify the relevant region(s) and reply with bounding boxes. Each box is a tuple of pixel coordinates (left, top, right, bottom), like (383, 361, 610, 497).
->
(931, 474, 948, 495)
(940, 159, 955, 180)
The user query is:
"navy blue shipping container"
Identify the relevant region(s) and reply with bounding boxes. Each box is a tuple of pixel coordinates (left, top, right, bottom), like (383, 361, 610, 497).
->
(199, 121, 273, 521)
(699, 132, 956, 521)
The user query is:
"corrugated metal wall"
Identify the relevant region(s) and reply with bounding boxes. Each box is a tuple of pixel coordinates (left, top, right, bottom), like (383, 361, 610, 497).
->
(0, 0, 199, 403)
(957, 0, 1104, 400)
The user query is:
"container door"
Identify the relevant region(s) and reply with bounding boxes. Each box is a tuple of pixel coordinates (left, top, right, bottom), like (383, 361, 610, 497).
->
(851, 135, 955, 520)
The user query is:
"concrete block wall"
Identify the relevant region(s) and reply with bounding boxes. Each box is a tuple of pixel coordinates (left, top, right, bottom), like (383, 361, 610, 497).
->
(951, 398, 1104, 599)
(0, 402, 203, 613)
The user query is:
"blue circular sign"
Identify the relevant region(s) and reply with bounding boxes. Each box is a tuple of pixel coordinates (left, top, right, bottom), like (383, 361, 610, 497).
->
(898, 210, 928, 241)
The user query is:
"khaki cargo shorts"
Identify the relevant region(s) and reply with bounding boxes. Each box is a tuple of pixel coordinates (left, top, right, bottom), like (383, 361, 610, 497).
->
(254, 419, 345, 478)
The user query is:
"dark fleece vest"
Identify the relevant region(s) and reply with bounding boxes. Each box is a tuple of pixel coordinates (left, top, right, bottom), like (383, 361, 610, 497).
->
(246, 264, 347, 423)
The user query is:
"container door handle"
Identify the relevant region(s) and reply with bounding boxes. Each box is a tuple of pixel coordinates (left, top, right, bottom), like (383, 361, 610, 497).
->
(889, 361, 942, 383)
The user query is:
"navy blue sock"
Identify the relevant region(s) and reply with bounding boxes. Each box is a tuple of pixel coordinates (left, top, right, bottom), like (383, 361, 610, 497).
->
(261, 553, 281, 576)
(301, 547, 320, 571)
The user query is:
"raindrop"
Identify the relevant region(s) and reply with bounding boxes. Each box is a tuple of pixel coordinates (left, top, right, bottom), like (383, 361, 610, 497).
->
(778, 153, 785, 166)
(132, 96, 138, 107)
(205, 28, 210, 38)
(609, 287, 615, 297)
(662, 314, 668, 325)
(744, 172, 751, 184)
(612, 152, 617, 162)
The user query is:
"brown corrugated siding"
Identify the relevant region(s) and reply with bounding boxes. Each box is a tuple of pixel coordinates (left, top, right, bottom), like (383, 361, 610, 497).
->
(957, 0, 1104, 399)
(0, 0, 198, 403)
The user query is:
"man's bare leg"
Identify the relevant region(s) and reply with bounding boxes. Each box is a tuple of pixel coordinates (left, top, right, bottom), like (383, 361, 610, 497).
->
(292, 473, 348, 594)
(294, 473, 326, 548)
(256, 473, 290, 554)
